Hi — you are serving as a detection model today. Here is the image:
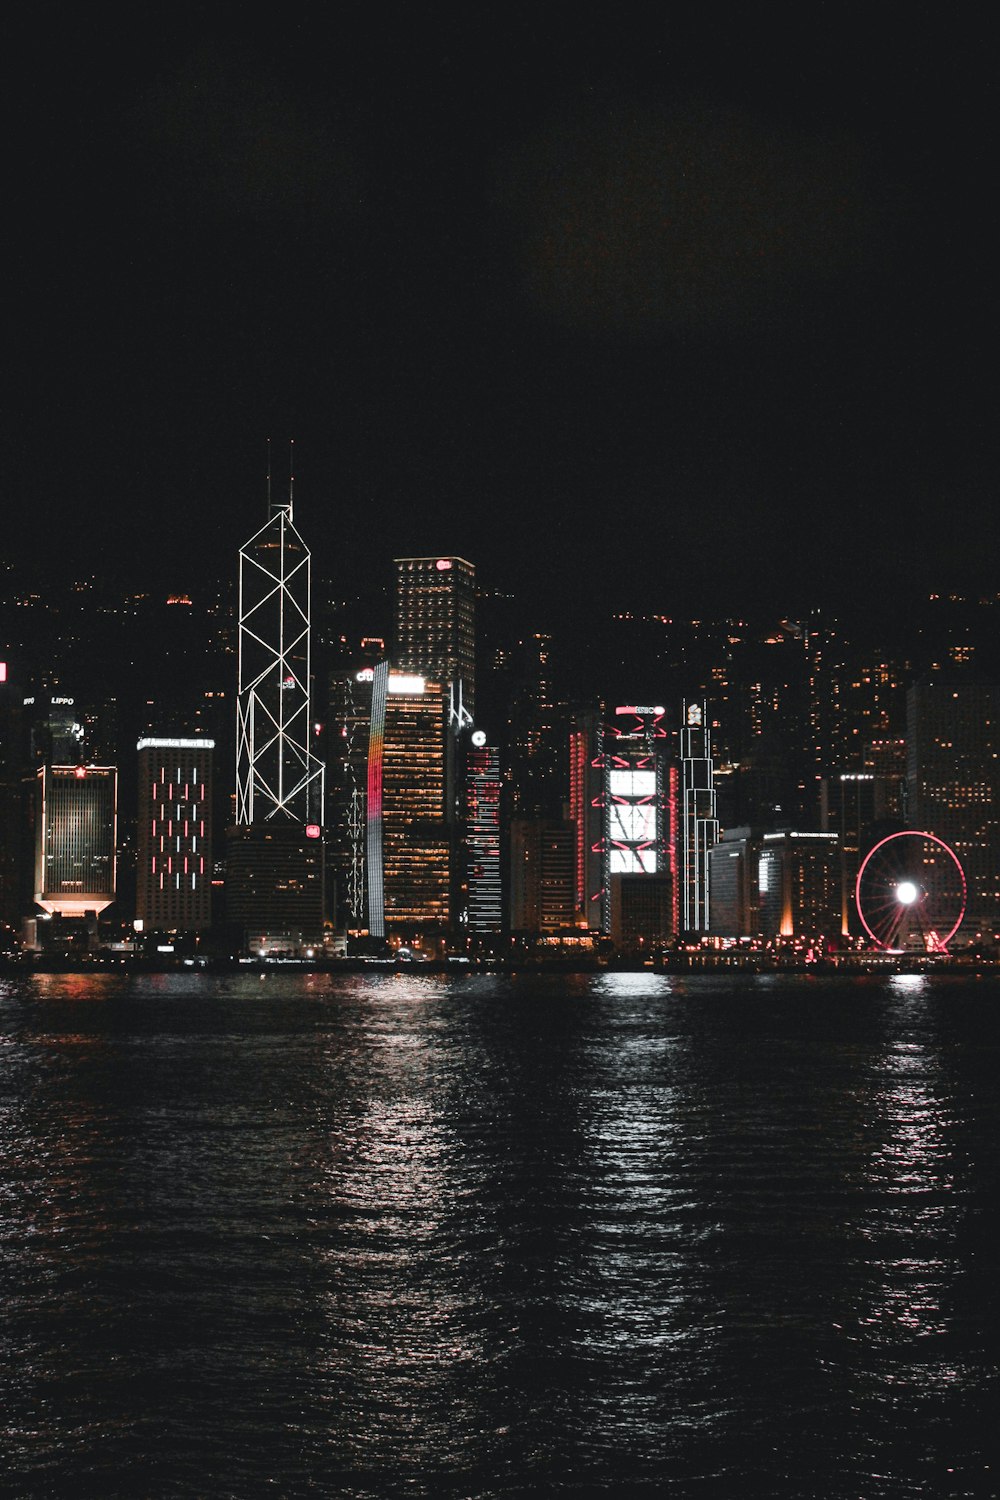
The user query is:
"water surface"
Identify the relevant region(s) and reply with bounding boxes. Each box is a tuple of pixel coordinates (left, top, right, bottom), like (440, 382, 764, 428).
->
(1, 971, 997, 1497)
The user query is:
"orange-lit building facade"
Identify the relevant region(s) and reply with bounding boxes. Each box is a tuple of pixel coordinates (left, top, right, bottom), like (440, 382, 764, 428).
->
(380, 676, 450, 933)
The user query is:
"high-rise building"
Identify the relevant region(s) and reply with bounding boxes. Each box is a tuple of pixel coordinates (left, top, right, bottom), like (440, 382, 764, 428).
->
(678, 700, 719, 933)
(228, 479, 326, 951)
(394, 556, 476, 721)
(820, 771, 877, 936)
(606, 723, 663, 875)
(0, 661, 23, 933)
(33, 764, 117, 918)
(507, 632, 563, 819)
(386, 555, 479, 943)
(865, 736, 907, 820)
(362, 669, 451, 938)
(708, 826, 762, 940)
(509, 818, 576, 934)
(224, 823, 326, 954)
(236, 486, 324, 827)
(328, 662, 454, 941)
(136, 738, 214, 933)
(609, 873, 672, 949)
(327, 663, 379, 932)
(599, 704, 672, 942)
(757, 831, 840, 941)
(382, 675, 450, 933)
(569, 709, 604, 930)
(906, 679, 1000, 936)
(23, 692, 85, 766)
(463, 732, 502, 935)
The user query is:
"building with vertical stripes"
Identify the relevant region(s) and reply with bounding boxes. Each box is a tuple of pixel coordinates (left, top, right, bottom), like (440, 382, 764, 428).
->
(33, 764, 117, 917)
(136, 738, 214, 932)
(463, 733, 502, 934)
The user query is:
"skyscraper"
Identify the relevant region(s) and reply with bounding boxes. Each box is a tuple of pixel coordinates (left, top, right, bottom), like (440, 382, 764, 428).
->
(708, 826, 762, 940)
(591, 704, 673, 943)
(227, 474, 326, 951)
(605, 709, 666, 881)
(906, 679, 1000, 936)
(568, 709, 605, 931)
(236, 484, 324, 825)
(0, 661, 22, 933)
(22, 693, 85, 766)
(136, 738, 214, 932)
(33, 764, 117, 918)
(224, 824, 326, 954)
(509, 818, 577, 934)
(507, 632, 563, 820)
(394, 556, 476, 721)
(463, 732, 502, 934)
(377, 673, 450, 935)
(679, 700, 719, 934)
(390, 556, 478, 945)
(327, 663, 379, 933)
(820, 771, 875, 936)
(758, 831, 841, 941)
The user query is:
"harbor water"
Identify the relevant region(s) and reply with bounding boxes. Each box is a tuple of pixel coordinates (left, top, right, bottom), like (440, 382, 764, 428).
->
(1, 970, 997, 1497)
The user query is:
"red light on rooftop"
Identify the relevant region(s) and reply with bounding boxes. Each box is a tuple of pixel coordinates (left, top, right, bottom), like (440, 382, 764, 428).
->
(305, 823, 321, 839)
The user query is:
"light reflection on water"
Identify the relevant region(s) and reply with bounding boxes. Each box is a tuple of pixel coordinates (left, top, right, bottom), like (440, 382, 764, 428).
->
(852, 987, 957, 1367)
(887, 972, 930, 996)
(590, 970, 678, 999)
(0, 971, 997, 1497)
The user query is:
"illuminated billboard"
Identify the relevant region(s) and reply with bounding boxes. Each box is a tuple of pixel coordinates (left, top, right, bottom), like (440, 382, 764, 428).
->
(607, 764, 659, 872)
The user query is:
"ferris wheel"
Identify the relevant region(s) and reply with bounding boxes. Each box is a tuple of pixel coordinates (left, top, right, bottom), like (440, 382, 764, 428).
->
(855, 830, 967, 953)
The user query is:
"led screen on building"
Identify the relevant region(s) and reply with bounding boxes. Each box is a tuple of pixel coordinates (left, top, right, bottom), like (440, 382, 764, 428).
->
(607, 767, 659, 872)
(608, 770, 656, 797)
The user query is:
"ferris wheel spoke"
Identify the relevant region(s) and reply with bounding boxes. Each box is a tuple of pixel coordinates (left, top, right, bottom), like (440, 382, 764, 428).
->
(856, 830, 967, 952)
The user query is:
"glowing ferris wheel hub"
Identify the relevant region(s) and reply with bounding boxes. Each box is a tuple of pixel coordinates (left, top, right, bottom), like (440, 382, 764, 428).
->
(895, 880, 919, 905)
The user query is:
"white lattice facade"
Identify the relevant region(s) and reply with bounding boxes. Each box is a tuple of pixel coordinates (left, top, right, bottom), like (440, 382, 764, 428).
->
(236, 502, 324, 826)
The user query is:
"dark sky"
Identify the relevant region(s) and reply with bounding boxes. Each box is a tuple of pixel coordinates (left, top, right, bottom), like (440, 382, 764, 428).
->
(10, 5, 995, 620)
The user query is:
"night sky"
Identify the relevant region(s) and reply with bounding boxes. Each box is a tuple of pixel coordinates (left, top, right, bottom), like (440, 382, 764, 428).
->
(11, 5, 995, 622)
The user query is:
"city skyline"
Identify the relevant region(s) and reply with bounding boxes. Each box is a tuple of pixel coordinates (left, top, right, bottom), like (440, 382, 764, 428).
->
(6, 11, 997, 1467)
(5, 520, 1000, 959)
(5, 531, 1000, 713)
